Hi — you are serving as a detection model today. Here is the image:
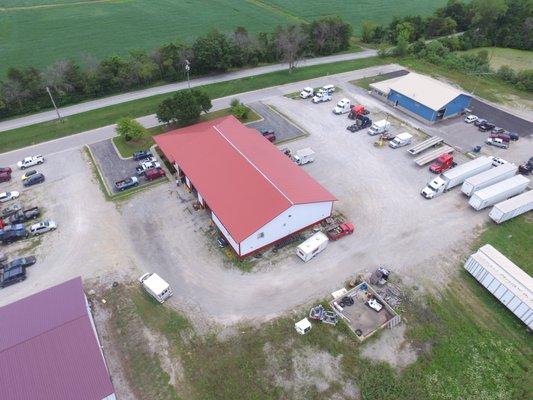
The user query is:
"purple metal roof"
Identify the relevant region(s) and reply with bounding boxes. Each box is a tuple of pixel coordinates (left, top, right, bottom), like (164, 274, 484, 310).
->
(0, 277, 115, 400)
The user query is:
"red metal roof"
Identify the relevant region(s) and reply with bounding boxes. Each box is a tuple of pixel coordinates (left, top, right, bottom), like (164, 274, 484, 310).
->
(0, 277, 115, 400)
(154, 116, 336, 242)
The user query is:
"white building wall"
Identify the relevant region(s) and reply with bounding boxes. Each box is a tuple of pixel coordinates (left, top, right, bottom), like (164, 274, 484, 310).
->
(240, 201, 332, 256)
(212, 212, 239, 254)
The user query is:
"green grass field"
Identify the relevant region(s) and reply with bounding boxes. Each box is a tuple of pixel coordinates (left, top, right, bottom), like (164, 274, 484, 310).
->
(459, 47, 533, 72)
(0, 0, 446, 76)
(101, 215, 533, 399)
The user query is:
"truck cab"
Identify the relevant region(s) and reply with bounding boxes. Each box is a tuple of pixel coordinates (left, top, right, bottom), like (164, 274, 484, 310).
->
(421, 176, 446, 199)
(312, 90, 332, 103)
(429, 154, 456, 174)
(333, 98, 351, 114)
(299, 87, 314, 99)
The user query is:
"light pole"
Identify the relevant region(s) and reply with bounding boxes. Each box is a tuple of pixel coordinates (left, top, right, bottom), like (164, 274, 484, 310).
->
(184, 59, 191, 91)
(45, 86, 62, 122)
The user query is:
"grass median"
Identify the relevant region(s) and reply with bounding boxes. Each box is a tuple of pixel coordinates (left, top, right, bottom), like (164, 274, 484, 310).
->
(99, 214, 532, 399)
(0, 56, 391, 153)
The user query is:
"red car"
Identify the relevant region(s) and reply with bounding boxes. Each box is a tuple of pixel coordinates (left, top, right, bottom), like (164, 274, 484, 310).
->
(145, 168, 166, 181)
(0, 167, 11, 174)
(260, 129, 276, 142)
(0, 172, 11, 183)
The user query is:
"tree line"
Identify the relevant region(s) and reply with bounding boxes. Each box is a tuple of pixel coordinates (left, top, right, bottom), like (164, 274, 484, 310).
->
(0, 17, 351, 120)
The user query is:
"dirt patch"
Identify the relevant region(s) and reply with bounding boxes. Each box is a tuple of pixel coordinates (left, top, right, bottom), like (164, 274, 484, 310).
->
(360, 324, 417, 370)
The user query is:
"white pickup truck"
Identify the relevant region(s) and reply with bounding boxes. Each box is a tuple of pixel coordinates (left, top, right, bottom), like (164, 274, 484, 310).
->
(17, 155, 44, 170)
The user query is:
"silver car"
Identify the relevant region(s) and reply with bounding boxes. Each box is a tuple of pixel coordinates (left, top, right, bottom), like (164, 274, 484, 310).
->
(30, 220, 57, 235)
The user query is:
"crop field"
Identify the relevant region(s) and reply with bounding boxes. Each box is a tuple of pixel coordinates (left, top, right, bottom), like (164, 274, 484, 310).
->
(0, 0, 446, 76)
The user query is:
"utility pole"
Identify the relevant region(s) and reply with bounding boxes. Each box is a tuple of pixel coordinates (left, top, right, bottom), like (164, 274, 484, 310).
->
(46, 86, 62, 122)
(184, 60, 191, 91)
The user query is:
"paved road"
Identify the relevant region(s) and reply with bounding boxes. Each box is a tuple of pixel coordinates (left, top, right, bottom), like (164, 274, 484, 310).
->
(0, 50, 377, 133)
(0, 64, 403, 166)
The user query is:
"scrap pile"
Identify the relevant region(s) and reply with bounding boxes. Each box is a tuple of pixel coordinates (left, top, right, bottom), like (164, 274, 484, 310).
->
(309, 305, 338, 325)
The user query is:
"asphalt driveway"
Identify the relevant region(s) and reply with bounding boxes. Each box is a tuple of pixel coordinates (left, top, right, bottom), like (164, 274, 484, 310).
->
(248, 102, 306, 143)
(469, 99, 533, 137)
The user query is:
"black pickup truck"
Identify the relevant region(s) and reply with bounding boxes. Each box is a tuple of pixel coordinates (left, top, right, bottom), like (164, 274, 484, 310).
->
(4, 207, 40, 224)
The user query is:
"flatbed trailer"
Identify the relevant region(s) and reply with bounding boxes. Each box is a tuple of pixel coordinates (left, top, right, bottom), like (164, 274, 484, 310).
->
(407, 136, 443, 155)
(414, 145, 454, 166)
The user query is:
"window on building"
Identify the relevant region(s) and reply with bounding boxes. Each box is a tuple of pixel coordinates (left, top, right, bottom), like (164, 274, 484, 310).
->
(257, 232, 264, 239)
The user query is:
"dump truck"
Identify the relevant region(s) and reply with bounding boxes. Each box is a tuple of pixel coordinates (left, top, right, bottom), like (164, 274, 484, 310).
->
(489, 190, 533, 224)
(421, 156, 493, 199)
(326, 223, 354, 241)
(293, 148, 315, 165)
(461, 163, 517, 196)
(429, 154, 456, 174)
(469, 175, 530, 211)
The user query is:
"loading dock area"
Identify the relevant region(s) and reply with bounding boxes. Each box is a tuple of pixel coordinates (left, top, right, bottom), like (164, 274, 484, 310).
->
(330, 282, 400, 341)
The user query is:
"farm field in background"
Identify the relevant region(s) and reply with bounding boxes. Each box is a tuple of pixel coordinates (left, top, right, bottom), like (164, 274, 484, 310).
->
(0, 0, 446, 76)
(459, 47, 533, 72)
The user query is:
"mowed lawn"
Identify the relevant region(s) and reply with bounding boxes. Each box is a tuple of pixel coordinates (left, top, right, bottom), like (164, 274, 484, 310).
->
(0, 0, 446, 76)
(459, 47, 533, 71)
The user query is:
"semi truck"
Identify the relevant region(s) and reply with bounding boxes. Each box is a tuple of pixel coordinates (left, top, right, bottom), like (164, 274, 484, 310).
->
(293, 148, 315, 165)
(421, 156, 493, 199)
(489, 190, 533, 224)
(296, 232, 328, 262)
(429, 154, 456, 174)
(367, 120, 390, 136)
(389, 132, 413, 149)
(333, 99, 351, 114)
(139, 272, 173, 303)
(461, 163, 517, 196)
(468, 175, 530, 211)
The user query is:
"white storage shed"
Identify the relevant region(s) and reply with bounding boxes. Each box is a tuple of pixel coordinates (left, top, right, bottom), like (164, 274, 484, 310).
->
(464, 244, 533, 329)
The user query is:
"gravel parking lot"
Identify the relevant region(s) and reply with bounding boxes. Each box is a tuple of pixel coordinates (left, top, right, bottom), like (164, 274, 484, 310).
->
(88, 139, 161, 193)
(248, 102, 306, 143)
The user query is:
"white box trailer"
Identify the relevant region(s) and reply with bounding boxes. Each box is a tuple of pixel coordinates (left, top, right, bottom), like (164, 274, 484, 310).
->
(421, 156, 493, 199)
(464, 244, 533, 329)
(489, 190, 533, 223)
(296, 232, 328, 262)
(469, 175, 529, 211)
(293, 148, 315, 165)
(139, 272, 173, 303)
(461, 163, 517, 196)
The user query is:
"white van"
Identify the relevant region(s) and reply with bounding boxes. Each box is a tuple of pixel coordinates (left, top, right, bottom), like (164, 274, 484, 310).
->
(322, 84, 335, 93)
(333, 98, 351, 114)
(296, 232, 329, 262)
(139, 273, 173, 303)
(368, 119, 390, 136)
(312, 90, 332, 103)
(389, 132, 413, 148)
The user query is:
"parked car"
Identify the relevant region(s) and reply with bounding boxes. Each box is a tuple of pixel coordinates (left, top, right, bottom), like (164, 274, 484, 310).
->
(491, 127, 505, 134)
(260, 129, 276, 142)
(5, 207, 40, 224)
(489, 132, 511, 142)
(30, 220, 57, 236)
(217, 236, 228, 248)
(0, 171, 10, 183)
(133, 150, 153, 161)
(115, 177, 139, 191)
(473, 118, 486, 127)
(0, 191, 20, 203)
(464, 115, 478, 123)
(479, 122, 496, 132)
(366, 298, 383, 312)
(0, 266, 26, 288)
(485, 138, 509, 149)
(17, 155, 44, 170)
(23, 173, 45, 187)
(5, 256, 36, 270)
(1, 204, 21, 218)
(0, 167, 11, 174)
(518, 157, 533, 175)
(145, 168, 166, 181)
(505, 131, 519, 141)
(136, 161, 161, 175)
(21, 170, 37, 181)
(1, 229, 29, 245)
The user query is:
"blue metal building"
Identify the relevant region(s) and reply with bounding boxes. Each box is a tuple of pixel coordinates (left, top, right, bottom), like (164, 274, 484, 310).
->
(370, 72, 472, 124)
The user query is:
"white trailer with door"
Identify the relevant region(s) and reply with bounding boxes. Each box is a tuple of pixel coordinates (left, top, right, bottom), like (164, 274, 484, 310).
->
(464, 244, 533, 329)
(139, 273, 173, 303)
(489, 190, 533, 223)
(293, 148, 315, 165)
(461, 163, 517, 196)
(296, 232, 328, 262)
(468, 175, 529, 211)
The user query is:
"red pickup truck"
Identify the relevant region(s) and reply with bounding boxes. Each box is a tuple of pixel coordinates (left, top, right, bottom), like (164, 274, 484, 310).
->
(145, 168, 166, 181)
(326, 223, 354, 240)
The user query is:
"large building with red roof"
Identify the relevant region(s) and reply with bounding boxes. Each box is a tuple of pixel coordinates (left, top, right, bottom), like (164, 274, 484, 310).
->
(155, 115, 336, 257)
(0, 277, 116, 400)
